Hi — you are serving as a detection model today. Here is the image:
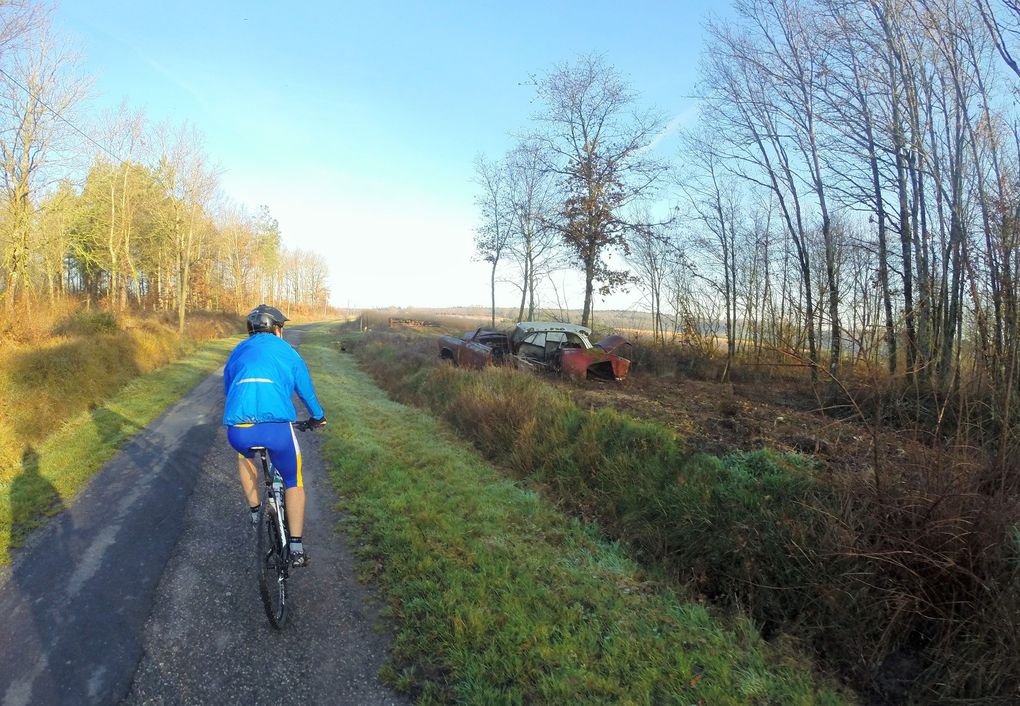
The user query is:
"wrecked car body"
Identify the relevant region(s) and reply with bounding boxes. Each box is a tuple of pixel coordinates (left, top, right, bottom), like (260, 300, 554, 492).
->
(438, 329, 511, 368)
(438, 322, 631, 381)
(512, 322, 631, 381)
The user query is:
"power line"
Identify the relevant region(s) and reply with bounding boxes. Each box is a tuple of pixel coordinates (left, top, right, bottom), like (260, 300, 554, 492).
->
(0, 64, 187, 202)
(0, 65, 124, 166)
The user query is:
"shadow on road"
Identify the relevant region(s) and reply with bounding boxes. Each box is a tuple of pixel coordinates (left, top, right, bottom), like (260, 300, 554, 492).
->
(2, 405, 178, 705)
(9, 445, 67, 545)
(4, 403, 136, 554)
(3, 445, 76, 705)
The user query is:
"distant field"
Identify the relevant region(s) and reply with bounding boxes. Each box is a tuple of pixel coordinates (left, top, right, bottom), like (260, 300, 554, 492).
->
(362, 306, 659, 331)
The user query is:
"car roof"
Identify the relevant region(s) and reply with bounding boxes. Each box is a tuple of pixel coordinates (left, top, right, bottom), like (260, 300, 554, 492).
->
(512, 321, 592, 336)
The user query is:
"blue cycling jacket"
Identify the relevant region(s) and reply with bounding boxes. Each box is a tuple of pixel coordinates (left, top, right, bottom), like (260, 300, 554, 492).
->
(222, 333, 325, 425)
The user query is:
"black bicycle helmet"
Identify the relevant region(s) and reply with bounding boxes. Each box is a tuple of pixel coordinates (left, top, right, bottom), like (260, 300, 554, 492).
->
(246, 304, 289, 335)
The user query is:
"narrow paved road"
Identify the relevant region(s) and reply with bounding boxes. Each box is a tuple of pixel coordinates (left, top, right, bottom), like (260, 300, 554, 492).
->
(0, 327, 406, 706)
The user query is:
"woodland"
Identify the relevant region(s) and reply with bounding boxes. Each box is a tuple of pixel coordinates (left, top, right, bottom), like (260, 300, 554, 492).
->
(475, 0, 1020, 463)
(0, 3, 330, 336)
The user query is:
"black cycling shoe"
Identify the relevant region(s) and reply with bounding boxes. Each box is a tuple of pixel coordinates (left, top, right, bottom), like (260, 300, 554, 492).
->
(290, 550, 310, 568)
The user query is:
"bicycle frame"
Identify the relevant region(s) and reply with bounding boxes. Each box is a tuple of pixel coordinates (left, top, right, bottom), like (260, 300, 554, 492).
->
(248, 422, 317, 628)
(255, 448, 289, 560)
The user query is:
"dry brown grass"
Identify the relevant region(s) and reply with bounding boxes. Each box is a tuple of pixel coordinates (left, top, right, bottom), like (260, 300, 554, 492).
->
(0, 299, 238, 473)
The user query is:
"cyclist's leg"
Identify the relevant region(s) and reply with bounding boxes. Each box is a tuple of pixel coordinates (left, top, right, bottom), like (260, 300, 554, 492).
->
(260, 424, 309, 566)
(262, 424, 305, 539)
(285, 489, 305, 536)
(238, 456, 260, 506)
(227, 425, 262, 508)
(229, 422, 305, 538)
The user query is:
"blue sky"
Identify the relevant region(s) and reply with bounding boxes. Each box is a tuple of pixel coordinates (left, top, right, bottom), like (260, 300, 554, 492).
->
(56, 1, 723, 310)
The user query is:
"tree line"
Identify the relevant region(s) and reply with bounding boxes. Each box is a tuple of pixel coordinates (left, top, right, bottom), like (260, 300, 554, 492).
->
(476, 0, 1020, 446)
(0, 2, 331, 332)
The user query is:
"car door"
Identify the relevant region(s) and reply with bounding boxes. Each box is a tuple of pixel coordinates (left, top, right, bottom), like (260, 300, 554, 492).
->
(517, 332, 547, 362)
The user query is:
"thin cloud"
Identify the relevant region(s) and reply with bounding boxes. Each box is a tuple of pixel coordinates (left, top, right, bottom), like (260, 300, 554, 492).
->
(648, 104, 699, 150)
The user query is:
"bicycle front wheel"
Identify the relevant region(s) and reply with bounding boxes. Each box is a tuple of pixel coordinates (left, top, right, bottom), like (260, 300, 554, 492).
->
(256, 501, 288, 628)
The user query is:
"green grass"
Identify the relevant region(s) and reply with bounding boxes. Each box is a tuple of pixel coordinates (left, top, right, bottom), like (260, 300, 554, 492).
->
(359, 338, 841, 640)
(0, 335, 239, 563)
(349, 332, 1020, 703)
(303, 327, 849, 705)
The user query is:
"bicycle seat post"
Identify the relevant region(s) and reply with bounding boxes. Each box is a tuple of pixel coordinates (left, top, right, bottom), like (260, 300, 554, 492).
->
(260, 450, 270, 486)
(247, 446, 271, 486)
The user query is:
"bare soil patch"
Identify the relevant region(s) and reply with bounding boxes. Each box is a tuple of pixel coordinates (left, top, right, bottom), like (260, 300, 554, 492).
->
(561, 370, 959, 479)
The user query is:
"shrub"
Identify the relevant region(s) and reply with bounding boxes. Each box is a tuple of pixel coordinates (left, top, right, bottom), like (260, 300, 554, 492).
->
(352, 330, 1020, 702)
(51, 311, 119, 336)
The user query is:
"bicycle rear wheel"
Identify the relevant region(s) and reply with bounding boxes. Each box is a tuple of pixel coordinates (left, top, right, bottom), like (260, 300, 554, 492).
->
(256, 501, 288, 628)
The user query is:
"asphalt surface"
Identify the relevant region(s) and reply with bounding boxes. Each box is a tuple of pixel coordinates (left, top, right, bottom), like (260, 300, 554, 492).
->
(0, 328, 406, 706)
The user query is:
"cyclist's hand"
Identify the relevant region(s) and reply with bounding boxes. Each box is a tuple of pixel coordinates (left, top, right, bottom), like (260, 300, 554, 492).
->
(307, 416, 327, 429)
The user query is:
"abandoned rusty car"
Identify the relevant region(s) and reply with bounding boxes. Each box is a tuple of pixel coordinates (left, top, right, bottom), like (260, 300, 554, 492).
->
(438, 321, 632, 381)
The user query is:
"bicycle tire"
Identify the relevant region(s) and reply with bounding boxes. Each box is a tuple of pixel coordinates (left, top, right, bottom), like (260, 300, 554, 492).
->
(257, 500, 288, 628)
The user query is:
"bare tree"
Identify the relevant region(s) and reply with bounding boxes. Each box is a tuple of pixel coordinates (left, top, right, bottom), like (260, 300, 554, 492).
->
(155, 122, 219, 334)
(680, 129, 746, 376)
(976, 0, 1020, 81)
(531, 53, 668, 327)
(504, 139, 560, 322)
(102, 107, 150, 309)
(818, 0, 900, 374)
(0, 10, 87, 309)
(473, 153, 512, 328)
(703, 14, 822, 378)
(70, 106, 159, 310)
(628, 214, 686, 345)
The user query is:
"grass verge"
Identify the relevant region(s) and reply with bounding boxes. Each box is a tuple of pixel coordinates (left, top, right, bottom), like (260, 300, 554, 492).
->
(303, 327, 849, 704)
(0, 336, 239, 563)
(346, 331, 1020, 704)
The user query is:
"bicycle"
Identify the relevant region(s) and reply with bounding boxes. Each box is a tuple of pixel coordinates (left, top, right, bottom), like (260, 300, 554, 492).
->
(251, 419, 319, 628)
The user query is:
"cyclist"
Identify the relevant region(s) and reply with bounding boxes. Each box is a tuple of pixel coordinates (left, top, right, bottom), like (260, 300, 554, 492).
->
(223, 304, 326, 568)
